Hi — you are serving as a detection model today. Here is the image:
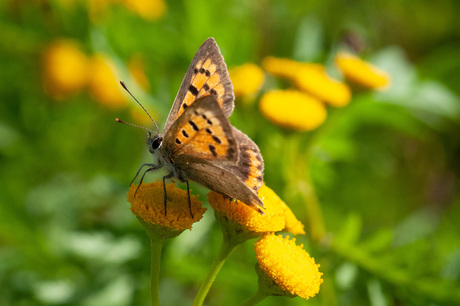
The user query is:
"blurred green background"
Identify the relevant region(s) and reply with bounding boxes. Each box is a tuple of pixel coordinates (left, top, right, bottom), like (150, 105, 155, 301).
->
(1, 0, 460, 305)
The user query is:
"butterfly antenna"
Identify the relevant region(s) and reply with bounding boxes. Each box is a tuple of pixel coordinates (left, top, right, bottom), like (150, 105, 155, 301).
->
(115, 118, 151, 133)
(120, 80, 160, 133)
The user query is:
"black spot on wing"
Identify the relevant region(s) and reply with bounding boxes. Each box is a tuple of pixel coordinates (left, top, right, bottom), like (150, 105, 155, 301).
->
(203, 84, 210, 91)
(182, 130, 189, 138)
(205, 128, 212, 134)
(235, 148, 251, 182)
(175, 138, 181, 144)
(212, 135, 222, 144)
(189, 120, 199, 131)
(189, 85, 199, 96)
(208, 144, 217, 157)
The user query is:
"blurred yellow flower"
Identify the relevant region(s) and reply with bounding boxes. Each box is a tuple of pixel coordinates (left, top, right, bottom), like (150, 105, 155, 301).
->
(255, 234, 323, 300)
(229, 63, 265, 98)
(88, 54, 129, 108)
(294, 65, 351, 107)
(121, 0, 167, 21)
(335, 52, 391, 90)
(128, 55, 150, 91)
(127, 181, 206, 231)
(262, 56, 323, 81)
(259, 90, 326, 131)
(42, 39, 89, 98)
(263, 56, 351, 107)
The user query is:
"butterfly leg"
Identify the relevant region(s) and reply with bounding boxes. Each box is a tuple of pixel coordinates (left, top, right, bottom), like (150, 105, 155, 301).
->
(134, 163, 163, 196)
(131, 163, 163, 186)
(186, 180, 193, 219)
(162, 173, 175, 215)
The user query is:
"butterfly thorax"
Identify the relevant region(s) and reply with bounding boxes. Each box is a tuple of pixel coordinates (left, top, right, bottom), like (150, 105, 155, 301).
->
(150, 135, 188, 182)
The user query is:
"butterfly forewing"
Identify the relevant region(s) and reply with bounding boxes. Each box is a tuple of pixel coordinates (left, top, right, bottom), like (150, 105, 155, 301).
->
(164, 38, 234, 132)
(163, 96, 237, 162)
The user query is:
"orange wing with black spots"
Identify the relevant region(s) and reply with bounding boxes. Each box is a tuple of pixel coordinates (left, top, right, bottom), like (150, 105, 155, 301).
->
(163, 95, 237, 163)
(164, 38, 234, 132)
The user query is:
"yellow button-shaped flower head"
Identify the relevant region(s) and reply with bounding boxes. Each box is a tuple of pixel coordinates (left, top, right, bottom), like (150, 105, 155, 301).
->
(335, 52, 391, 90)
(89, 54, 129, 108)
(42, 39, 89, 98)
(255, 234, 323, 300)
(259, 90, 326, 131)
(207, 185, 285, 235)
(128, 181, 206, 232)
(294, 65, 351, 107)
(121, 0, 167, 21)
(229, 63, 265, 98)
(262, 56, 323, 81)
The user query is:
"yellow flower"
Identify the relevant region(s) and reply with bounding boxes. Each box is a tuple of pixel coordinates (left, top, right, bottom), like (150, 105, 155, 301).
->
(259, 90, 327, 131)
(88, 54, 129, 108)
(121, 0, 167, 21)
(128, 55, 150, 91)
(255, 234, 323, 300)
(262, 56, 323, 81)
(207, 184, 304, 235)
(127, 181, 206, 231)
(207, 187, 285, 234)
(294, 65, 351, 107)
(229, 63, 265, 98)
(42, 39, 89, 98)
(260, 185, 305, 235)
(263, 56, 351, 107)
(280, 204, 305, 235)
(335, 52, 391, 90)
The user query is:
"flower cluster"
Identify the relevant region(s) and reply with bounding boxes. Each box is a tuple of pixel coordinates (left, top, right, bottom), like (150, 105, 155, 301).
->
(42, 39, 152, 113)
(127, 181, 321, 303)
(229, 50, 391, 132)
(57, 0, 167, 22)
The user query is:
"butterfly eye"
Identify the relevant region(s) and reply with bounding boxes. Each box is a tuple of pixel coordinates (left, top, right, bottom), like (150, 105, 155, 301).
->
(148, 136, 163, 152)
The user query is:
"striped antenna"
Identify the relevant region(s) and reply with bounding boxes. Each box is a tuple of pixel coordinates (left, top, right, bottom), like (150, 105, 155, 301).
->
(115, 118, 152, 133)
(120, 80, 160, 134)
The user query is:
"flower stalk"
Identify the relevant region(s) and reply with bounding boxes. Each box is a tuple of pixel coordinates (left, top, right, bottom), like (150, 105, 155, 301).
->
(192, 229, 239, 306)
(150, 239, 164, 306)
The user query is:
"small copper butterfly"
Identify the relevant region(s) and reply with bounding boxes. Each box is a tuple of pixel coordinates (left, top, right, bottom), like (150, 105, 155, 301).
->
(120, 38, 265, 215)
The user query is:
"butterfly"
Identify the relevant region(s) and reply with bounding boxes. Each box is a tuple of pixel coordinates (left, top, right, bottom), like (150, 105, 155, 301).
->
(121, 38, 265, 216)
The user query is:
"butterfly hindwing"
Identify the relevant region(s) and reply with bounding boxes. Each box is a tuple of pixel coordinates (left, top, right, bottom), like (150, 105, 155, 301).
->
(164, 38, 234, 132)
(163, 95, 237, 162)
(225, 127, 264, 193)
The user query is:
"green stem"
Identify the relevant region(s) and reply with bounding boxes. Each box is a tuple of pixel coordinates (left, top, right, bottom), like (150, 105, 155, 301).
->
(193, 236, 237, 306)
(150, 239, 164, 306)
(240, 289, 268, 306)
(301, 171, 326, 241)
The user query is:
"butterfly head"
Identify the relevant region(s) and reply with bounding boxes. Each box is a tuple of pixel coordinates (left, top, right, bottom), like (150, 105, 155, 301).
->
(147, 132, 163, 153)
